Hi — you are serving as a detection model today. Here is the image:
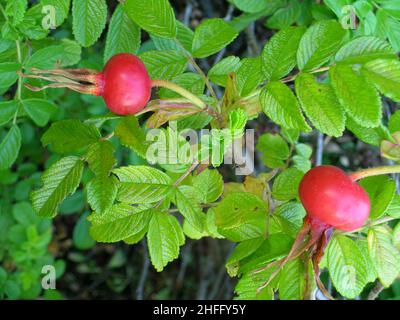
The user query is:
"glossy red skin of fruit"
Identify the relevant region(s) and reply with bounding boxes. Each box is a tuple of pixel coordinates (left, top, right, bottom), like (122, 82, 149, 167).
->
(299, 165, 370, 232)
(97, 53, 151, 115)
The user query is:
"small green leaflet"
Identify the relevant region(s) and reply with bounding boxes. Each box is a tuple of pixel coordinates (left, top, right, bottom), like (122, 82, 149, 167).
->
(360, 176, 396, 219)
(0, 125, 21, 170)
(113, 166, 172, 204)
(87, 176, 118, 214)
(192, 169, 223, 203)
(151, 21, 194, 53)
(192, 18, 238, 58)
(214, 192, 267, 242)
(297, 20, 347, 71)
(225, 238, 264, 277)
(346, 117, 390, 147)
(262, 26, 306, 81)
(335, 36, 396, 64)
(147, 211, 185, 272)
(272, 168, 304, 201)
(89, 204, 153, 243)
(327, 235, 372, 299)
(124, 0, 177, 39)
(72, 0, 107, 47)
(42, 119, 101, 154)
(25, 41, 81, 69)
(236, 56, 264, 97)
(368, 226, 400, 287)
(0, 100, 18, 126)
(174, 185, 206, 232)
(208, 56, 242, 87)
(231, 0, 270, 13)
(104, 5, 141, 63)
(362, 59, 400, 102)
(140, 50, 188, 80)
(260, 81, 310, 132)
(330, 63, 382, 128)
(256, 133, 290, 169)
(295, 73, 345, 137)
(114, 116, 149, 158)
(31, 156, 84, 218)
(279, 258, 306, 300)
(85, 140, 116, 177)
(389, 110, 400, 134)
(22, 99, 57, 127)
(265, 0, 301, 30)
(0, 62, 20, 88)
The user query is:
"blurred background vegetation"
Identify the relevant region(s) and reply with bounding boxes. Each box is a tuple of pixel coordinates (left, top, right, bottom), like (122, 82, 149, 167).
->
(0, 0, 399, 299)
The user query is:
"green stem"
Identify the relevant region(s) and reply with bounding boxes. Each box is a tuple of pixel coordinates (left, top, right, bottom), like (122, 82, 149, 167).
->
(349, 165, 400, 181)
(13, 39, 22, 124)
(151, 79, 206, 109)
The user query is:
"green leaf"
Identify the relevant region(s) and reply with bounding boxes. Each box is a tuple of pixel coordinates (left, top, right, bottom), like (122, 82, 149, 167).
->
(124, 0, 177, 39)
(279, 258, 305, 300)
(89, 204, 153, 243)
(236, 56, 264, 97)
(295, 73, 345, 137)
(73, 213, 95, 250)
(231, 0, 271, 13)
(335, 36, 396, 64)
(85, 140, 116, 177)
(272, 202, 306, 237)
(192, 169, 223, 203)
(113, 166, 172, 204)
(151, 21, 193, 53)
(0, 62, 19, 88)
(368, 226, 400, 287)
(147, 211, 185, 272)
(0, 100, 18, 126)
(330, 64, 382, 128)
(386, 195, 400, 219)
(362, 59, 400, 102)
(104, 5, 141, 63)
(266, 0, 301, 30)
(31, 156, 84, 218)
(226, 238, 264, 277)
(214, 192, 267, 242)
(87, 176, 118, 214)
(327, 235, 372, 299)
(72, 0, 107, 47)
(0, 124, 21, 171)
(346, 118, 390, 147)
(114, 116, 149, 158)
(42, 119, 101, 154)
(389, 110, 400, 134)
(260, 81, 310, 132)
(256, 133, 290, 168)
(360, 176, 396, 219)
(208, 56, 242, 87)
(22, 99, 57, 127)
(140, 50, 187, 80)
(272, 168, 304, 201)
(192, 18, 238, 58)
(262, 26, 306, 81)
(297, 20, 347, 71)
(5, 0, 27, 25)
(174, 185, 206, 232)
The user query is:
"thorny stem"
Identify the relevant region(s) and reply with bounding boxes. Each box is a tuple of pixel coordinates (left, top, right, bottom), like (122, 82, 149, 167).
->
(349, 165, 400, 181)
(151, 79, 206, 109)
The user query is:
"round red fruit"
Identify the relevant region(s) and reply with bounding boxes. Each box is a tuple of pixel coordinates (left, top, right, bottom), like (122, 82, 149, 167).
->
(98, 53, 151, 115)
(298, 165, 370, 232)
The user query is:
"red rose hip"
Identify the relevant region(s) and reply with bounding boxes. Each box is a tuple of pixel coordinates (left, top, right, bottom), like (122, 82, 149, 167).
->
(299, 165, 370, 232)
(97, 53, 152, 115)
